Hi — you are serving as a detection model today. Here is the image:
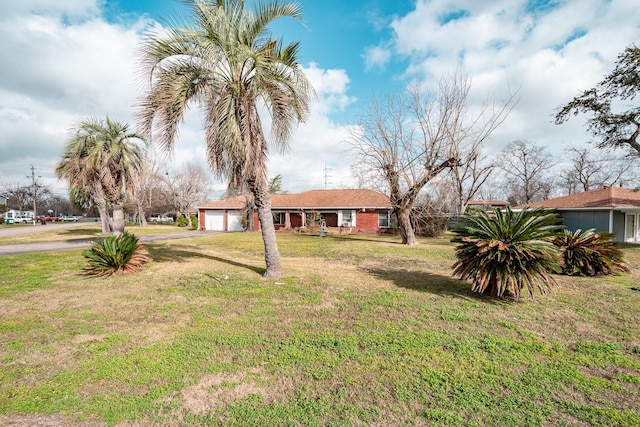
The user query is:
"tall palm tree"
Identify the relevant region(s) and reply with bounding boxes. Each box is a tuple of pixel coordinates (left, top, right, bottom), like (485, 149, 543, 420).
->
(452, 207, 562, 301)
(56, 117, 146, 236)
(57, 123, 111, 234)
(138, 0, 313, 278)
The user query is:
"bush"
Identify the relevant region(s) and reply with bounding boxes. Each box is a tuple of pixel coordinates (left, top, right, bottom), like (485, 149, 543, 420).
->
(416, 214, 448, 237)
(82, 232, 151, 277)
(553, 228, 629, 276)
(452, 207, 562, 301)
(190, 213, 198, 230)
(176, 216, 189, 227)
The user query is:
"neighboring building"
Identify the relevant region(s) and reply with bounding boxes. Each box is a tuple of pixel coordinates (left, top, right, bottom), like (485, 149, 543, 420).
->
(197, 189, 395, 234)
(517, 187, 640, 243)
(466, 200, 509, 211)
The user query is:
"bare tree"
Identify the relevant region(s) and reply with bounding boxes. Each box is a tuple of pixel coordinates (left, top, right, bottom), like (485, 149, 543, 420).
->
(163, 162, 213, 227)
(134, 153, 166, 227)
(559, 146, 637, 194)
(350, 72, 516, 244)
(2, 182, 31, 213)
(498, 140, 556, 205)
(447, 147, 497, 215)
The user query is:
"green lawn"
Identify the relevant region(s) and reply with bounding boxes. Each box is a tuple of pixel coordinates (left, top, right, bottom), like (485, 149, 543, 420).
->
(1, 231, 639, 426)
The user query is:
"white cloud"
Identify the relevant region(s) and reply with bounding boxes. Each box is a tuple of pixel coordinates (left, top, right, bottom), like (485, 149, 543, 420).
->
(363, 45, 392, 71)
(0, 2, 360, 200)
(387, 0, 640, 156)
(0, 1, 151, 196)
(268, 63, 359, 192)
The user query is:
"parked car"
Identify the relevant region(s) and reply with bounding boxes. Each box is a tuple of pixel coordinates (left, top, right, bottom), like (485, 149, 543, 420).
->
(150, 214, 173, 223)
(13, 215, 34, 224)
(36, 215, 60, 222)
(59, 215, 79, 222)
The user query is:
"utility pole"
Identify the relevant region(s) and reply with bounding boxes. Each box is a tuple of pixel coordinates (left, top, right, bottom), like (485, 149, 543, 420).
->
(29, 165, 38, 225)
(323, 161, 332, 190)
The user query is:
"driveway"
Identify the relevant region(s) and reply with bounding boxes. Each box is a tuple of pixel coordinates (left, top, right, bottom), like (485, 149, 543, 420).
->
(0, 222, 212, 256)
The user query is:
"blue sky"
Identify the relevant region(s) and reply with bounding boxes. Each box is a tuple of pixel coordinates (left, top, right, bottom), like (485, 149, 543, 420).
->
(1, 0, 640, 199)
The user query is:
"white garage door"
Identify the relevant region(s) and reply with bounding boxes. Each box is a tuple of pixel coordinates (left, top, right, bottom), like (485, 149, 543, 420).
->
(227, 211, 244, 231)
(205, 211, 224, 231)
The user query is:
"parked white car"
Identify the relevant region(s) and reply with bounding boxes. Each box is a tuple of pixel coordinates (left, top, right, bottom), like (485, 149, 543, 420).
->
(59, 215, 79, 222)
(13, 215, 34, 224)
(150, 214, 173, 223)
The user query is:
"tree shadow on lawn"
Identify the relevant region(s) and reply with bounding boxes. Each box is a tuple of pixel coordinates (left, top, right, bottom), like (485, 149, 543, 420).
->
(297, 233, 409, 245)
(364, 266, 509, 304)
(59, 227, 104, 237)
(148, 243, 265, 275)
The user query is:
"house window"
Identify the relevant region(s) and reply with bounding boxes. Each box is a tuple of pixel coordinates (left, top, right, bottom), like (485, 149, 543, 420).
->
(339, 210, 356, 227)
(378, 210, 397, 228)
(342, 210, 352, 226)
(273, 212, 285, 225)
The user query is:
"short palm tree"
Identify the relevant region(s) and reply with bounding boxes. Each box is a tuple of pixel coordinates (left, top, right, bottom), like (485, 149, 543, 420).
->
(553, 228, 629, 276)
(138, 0, 314, 278)
(57, 117, 146, 236)
(82, 232, 150, 277)
(452, 207, 562, 301)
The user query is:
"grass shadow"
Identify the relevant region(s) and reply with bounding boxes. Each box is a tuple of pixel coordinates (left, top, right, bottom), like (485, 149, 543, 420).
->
(58, 227, 104, 238)
(364, 266, 511, 305)
(296, 233, 408, 245)
(148, 243, 264, 275)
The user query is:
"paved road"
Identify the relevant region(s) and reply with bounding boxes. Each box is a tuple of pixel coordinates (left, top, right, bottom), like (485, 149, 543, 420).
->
(0, 222, 211, 256)
(0, 220, 88, 237)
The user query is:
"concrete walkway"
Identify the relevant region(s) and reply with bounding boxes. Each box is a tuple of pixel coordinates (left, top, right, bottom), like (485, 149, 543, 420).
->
(0, 222, 211, 256)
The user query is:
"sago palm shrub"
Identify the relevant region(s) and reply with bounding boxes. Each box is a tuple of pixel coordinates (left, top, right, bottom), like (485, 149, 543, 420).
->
(552, 228, 629, 276)
(452, 207, 562, 301)
(82, 232, 150, 277)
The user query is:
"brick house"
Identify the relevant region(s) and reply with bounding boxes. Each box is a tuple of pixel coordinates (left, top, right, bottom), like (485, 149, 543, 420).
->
(197, 189, 396, 234)
(517, 186, 640, 243)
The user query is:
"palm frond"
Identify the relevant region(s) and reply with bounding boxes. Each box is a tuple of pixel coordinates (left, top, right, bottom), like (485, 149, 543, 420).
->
(553, 228, 629, 276)
(452, 207, 562, 301)
(82, 232, 151, 277)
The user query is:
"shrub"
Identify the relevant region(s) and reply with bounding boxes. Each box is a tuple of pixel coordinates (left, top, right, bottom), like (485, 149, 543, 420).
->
(552, 228, 629, 276)
(176, 216, 189, 227)
(416, 214, 448, 237)
(82, 232, 151, 277)
(190, 213, 198, 230)
(452, 207, 562, 301)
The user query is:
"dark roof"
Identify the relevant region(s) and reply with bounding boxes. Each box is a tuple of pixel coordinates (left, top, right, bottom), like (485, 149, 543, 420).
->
(517, 187, 640, 209)
(199, 189, 392, 210)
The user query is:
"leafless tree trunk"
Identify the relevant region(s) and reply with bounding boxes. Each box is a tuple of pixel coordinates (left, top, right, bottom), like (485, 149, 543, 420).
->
(350, 71, 516, 244)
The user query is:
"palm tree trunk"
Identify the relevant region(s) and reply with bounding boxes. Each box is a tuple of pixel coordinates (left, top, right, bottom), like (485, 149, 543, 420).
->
(249, 179, 283, 278)
(112, 203, 126, 236)
(397, 207, 417, 245)
(96, 200, 111, 234)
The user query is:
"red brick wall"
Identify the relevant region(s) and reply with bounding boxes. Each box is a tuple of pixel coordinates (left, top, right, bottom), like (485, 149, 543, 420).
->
(204, 208, 396, 234)
(355, 210, 380, 233)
